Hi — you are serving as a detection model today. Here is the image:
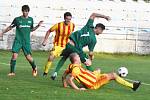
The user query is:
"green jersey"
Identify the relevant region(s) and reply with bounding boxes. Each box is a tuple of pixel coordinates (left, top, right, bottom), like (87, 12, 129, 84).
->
(11, 16, 34, 43)
(69, 19, 96, 52)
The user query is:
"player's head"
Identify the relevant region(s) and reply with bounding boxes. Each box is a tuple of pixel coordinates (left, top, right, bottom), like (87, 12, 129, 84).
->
(22, 5, 30, 17)
(64, 12, 72, 25)
(94, 23, 105, 35)
(69, 53, 81, 64)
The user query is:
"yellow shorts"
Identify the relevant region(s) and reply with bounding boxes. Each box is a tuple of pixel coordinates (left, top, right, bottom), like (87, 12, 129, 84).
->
(50, 46, 65, 57)
(91, 73, 109, 89)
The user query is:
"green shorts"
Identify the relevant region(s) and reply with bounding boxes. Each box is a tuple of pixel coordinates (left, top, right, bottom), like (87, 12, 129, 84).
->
(61, 43, 88, 63)
(12, 41, 31, 56)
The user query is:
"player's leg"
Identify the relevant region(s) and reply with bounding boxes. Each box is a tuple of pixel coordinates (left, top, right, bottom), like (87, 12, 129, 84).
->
(43, 46, 64, 76)
(8, 53, 18, 76)
(79, 52, 94, 71)
(8, 41, 21, 76)
(43, 51, 55, 76)
(25, 54, 37, 77)
(23, 44, 37, 77)
(51, 44, 72, 80)
(110, 73, 141, 91)
(51, 55, 68, 80)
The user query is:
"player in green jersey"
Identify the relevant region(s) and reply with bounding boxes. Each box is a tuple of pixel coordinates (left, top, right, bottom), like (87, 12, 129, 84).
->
(51, 13, 111, 80)
(0, 5, 43, 77)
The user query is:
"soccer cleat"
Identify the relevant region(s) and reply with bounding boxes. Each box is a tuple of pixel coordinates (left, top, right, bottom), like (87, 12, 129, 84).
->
(43, 72, 48, 76)
(32, 68, 37, 77)
(51, 72, 57, 80)
(8, 73, 15, 76)
(132, 81, 141, 91)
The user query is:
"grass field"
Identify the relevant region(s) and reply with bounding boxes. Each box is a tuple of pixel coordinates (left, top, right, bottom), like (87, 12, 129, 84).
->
(0, 50, 150, 100)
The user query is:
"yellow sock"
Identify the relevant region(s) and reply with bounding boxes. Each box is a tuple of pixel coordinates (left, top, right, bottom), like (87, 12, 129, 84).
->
(44, 61, 52, 73)
(115, 75, 133, 88)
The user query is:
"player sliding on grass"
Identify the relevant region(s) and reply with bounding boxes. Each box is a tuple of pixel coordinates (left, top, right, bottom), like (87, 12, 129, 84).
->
(42, 12, 75, 76)
(0, 5, 43, 77)
(62, 53, 141, 91)
(51, 12, 110, 80)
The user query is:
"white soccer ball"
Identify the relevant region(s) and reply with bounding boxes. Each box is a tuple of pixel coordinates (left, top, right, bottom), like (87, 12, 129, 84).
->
(117, 67, 128, 77)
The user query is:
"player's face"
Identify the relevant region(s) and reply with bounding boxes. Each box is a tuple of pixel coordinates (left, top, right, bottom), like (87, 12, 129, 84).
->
(64, 16, 72, 25)
(22, 10, 29, 18)
(95, 27, 103, 35)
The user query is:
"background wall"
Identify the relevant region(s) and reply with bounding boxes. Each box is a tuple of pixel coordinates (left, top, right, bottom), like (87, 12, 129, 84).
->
(0, 0, 150, 54)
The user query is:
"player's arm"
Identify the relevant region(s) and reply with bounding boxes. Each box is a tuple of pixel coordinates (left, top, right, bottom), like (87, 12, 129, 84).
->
(31, 20, 43, 32)
(0, 18, 17, 36)
(42, 24, 57, 46)
(0, 26, 12, 36)
(89, 51, 94, 60)
(62, 69, 70, 88)
(67, 74, 86, 91)
(89, 13, 111, 21)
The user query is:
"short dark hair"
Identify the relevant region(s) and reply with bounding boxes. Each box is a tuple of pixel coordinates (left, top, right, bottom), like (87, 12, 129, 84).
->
(22, 5, 30, 12)
(95, 23, 105, 30)
(64, 12, 72, 19)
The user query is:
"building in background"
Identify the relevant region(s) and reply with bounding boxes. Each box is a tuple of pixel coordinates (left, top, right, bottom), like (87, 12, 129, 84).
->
(0, 0, 150, 54)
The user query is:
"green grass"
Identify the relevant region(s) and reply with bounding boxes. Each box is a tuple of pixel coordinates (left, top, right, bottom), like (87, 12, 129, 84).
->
(0, 50, 150, 100)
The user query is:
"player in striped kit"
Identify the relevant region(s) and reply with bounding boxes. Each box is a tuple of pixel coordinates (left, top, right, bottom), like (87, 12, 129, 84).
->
(42, 12, 75, 76)
(62, 53, 141, 91)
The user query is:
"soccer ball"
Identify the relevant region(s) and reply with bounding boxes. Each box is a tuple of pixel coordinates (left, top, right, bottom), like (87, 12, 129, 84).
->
(117, 67, 128, 77)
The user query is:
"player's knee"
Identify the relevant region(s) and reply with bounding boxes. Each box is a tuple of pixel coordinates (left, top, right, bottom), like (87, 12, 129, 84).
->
(108, 73, 116, 80)
(48, 55, 55, 61)
(26, 55, 33, 61)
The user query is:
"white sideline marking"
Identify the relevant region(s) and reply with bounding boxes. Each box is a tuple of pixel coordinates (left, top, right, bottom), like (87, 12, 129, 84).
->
(125, 78, 150, 86)
(0, 62, 10, 66)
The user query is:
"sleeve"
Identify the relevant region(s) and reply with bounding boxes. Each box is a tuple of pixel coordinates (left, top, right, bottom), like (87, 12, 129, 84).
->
(85, 19, 94, 27)
(80, 19, 94, 32)
(10, 18, 17, 28)
(71, 67, 80, 78)
(49, 23, 58, 32)
(30, 18, 34, 29)
(88, 39, 96, 52)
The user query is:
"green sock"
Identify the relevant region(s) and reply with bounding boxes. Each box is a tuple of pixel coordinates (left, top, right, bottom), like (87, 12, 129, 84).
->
(55, 56, 68, 73)
(86, 66, 94, 72)
(29, 60, 36, 70)
(10, 59, 16, 73)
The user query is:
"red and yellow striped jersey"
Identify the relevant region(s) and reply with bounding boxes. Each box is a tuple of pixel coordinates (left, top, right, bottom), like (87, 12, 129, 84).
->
(49, 22, 75, 47)
(66, 64, 97, 89)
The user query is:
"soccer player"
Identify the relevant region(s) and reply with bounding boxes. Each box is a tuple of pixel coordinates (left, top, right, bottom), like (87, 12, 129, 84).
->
(0, 5, 43, 76)
(62, 53, 141, 91)
(51, 13, 110, 80)
(42, 12, 75, 76)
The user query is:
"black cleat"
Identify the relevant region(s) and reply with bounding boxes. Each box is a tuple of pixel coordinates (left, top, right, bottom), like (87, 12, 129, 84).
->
(132, 81, 141, 91)
(43, 72, 48, 76)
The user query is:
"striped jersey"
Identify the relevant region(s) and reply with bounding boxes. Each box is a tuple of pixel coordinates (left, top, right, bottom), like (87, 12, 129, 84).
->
(66, 64, 97, 89)
(49, 21, 75, 47)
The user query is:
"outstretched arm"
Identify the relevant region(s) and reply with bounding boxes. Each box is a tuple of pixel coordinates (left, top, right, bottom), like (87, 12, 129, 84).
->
(62, 70, 70, 88)
(42, 30, 51, 46)
(67, 74, 86, 90)
(89, 13, 111, 21)
(31, 20, 43, 32)
(0, 26, 13, 36)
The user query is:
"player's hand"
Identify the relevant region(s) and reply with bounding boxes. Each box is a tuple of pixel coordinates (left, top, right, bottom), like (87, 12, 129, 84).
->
(105, 16, 111, 21)
(89, 55, 94, 60)
(38, 20, 44, 26)
(79, 88, 86, 91)
(62, 77, 68, 88)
